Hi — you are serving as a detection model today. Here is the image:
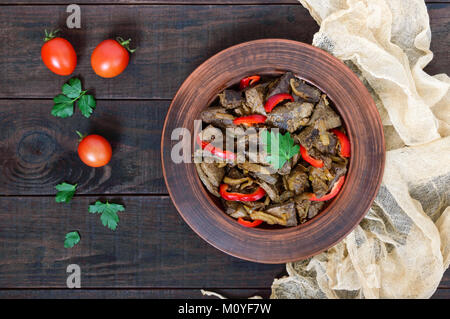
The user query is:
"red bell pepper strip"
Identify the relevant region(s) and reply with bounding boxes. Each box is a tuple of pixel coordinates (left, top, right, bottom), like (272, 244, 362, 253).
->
(196, 135, 236, 161)
(308, 176, 345, 202)
(237, 217, 263, 228)
(331, 129, 350, 158)
(239, 75, 261, 90)
(219, 184, 266, 202)
(233, 114, 267, 126)
(300, 145, 324, 168)
(264, 93, 294, 113)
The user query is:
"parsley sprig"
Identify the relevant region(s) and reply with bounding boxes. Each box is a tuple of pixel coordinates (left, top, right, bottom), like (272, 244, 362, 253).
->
(52, 77, 96, 118)
(262, 130, 300, 169)
(89, 201, 125, 231)
(55, 182, 77, 203)
(64, 231, 81, 248)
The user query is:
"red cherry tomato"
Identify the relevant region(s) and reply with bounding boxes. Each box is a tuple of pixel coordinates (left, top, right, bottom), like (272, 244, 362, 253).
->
(91, 38, 135, 78)
(41, 30, 77, 76)
(77, 134, 112, 168)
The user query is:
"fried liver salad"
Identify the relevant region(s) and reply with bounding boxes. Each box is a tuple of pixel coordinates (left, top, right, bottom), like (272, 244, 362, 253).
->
(195, 72, 350, 228)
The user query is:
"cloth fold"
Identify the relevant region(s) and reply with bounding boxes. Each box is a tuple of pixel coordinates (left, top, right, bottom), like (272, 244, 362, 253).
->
(270, 0, 449, 299)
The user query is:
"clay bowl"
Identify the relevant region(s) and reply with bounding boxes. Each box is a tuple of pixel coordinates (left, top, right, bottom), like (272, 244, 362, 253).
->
(161, 39, 385, 264)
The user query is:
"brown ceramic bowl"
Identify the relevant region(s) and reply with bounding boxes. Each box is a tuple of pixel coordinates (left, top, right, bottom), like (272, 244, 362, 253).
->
(161, 39, 385, 264)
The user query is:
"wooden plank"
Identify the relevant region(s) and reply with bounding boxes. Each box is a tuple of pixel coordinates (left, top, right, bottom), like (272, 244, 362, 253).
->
(0, 288, 271, 299)
(426, 3, 450, 76)
(0, 193, 445, 290)
(0, 4, 316, 99)
(431, 288, 450, 299)
(0, 192, 446, 291)
(0, 97, 448, 287)
(0, 1, 448, 298)
(0, 4, 447, 100)
(0, 99, 168, 195)
(0, 196, 286, 288)
(1, 287, 448, 298)
(439, 268, 450, 288)
(4, 0, 286, 3)
(0, 0, 446, 4)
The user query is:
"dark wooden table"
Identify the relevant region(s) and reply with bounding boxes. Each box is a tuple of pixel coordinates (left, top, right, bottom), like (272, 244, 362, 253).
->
(0, 0, 448, 299)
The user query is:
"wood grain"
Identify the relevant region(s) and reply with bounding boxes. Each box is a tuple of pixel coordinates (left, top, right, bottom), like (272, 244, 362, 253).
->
(0, 100, 167, 195)
(0, 196, 285, 288)
(431, 288, 450, 299)
(439, 270, 450, 288)
(162, 39, 385, 263)
(0, 0, 446, 4)
(0, 4, 447, 100)
(427, 3, 450, 77)
(1, 286, 449, 298)
(2, 287, 450, 298)
(0, 288, 271, 299)
(0, 5, 317, 99)
(0, 0, 448, 298)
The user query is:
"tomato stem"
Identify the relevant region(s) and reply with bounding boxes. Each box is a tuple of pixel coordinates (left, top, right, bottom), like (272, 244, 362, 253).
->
(71, 90, 87, 103)
(43, 29, 60, 42)
(116, 37, 137, 53)
(76, 130, 86, 142)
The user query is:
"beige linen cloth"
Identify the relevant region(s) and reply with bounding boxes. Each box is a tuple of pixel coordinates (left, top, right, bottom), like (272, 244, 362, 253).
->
(202, 0, 449, 299)
(270, 0, 450, 299)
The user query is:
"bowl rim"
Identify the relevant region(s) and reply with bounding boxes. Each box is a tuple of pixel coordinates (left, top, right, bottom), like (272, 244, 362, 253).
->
(161, 39, 385, 263)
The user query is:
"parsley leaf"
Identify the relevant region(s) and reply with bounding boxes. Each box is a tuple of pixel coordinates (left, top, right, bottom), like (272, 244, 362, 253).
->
(55, 182, 77, 203)
(51, 77, 96, 118)
(262, 130, 300, 169)
(78, 94, 96, 118)
(51, 94, 74, 118)
(88, 201, 125, 231)
(62, 77, 82, 99)
(64, 231, 81, 248)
